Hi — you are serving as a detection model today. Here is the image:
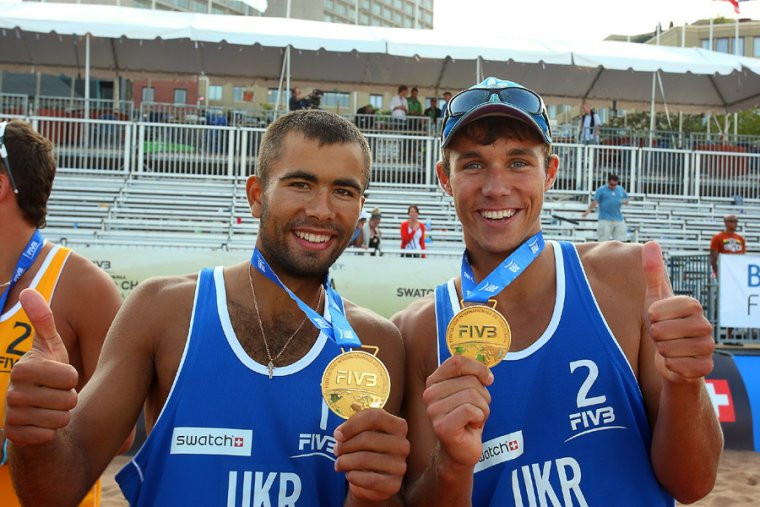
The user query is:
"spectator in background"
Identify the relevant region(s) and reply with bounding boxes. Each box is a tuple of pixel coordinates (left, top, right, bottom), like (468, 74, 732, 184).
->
(407, 87, 424, 133)
(424, 97, 442, 121)
(355, 104, 375, 130)
(390, 85, 409, 120)
(579, 102, 601, 144)
(400, 204, 425, 257)
(368, 208, 383, 256)
(710, 214, 746, 341)
(289, 87, 304, 111)
(407, 87, 422, 116)
(440, 91, 452, 112)
(351, 210, 370, 248)
(582, 173, 629, 242)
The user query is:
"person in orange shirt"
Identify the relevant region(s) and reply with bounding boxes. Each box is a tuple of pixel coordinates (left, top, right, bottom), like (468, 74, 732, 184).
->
(709, 214, 747, 341)
(0, 120, 128, 506)
(710, 214, 746, 276)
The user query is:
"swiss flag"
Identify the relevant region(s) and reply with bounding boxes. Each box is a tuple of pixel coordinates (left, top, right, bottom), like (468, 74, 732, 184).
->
(704, 379, 736, 422)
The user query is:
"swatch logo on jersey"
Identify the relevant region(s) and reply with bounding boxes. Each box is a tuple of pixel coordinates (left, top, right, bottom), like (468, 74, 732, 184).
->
(474, 430, 524, 473)
(170, 427, 253, 456)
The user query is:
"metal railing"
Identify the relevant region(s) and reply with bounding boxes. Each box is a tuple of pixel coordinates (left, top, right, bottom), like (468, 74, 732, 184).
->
(33, 96, 134, 120)
(0, 114, 758, 199)
(668, 253, 759, 343)
(0, 93, 28, 118)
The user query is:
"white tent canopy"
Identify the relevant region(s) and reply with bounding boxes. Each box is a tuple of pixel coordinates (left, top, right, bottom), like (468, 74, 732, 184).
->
(2, 2, 760, 111)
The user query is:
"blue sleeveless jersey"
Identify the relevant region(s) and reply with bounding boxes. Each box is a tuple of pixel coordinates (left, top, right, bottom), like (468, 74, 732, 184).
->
(434, 242, 674, 506)
(116, 267, 347, 506)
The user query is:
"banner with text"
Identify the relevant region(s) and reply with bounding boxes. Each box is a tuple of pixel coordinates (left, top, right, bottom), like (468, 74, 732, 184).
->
(719, 254, 760, 329)
(77, 247, 460, 318)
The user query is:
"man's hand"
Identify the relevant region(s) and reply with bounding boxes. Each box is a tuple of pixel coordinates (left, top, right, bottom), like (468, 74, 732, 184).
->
(422, 355, 493, 472)
(643, 242, 714, 384)
(4, 289, 79, 446)
(334, 408, 409, 503)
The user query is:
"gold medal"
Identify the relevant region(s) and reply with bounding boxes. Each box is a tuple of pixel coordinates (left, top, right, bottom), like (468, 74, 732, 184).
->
(445, 301, 511, 367)
(321, 349, 391, 419)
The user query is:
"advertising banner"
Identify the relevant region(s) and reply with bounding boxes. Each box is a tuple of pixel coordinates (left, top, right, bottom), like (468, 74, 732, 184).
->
(78, 247, 460, 318)
(718, 254, 760, 329)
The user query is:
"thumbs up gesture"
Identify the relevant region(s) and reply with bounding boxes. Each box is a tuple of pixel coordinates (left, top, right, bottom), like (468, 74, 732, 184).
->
(4, 289, 79, 446)
(642, 242, 714, 384)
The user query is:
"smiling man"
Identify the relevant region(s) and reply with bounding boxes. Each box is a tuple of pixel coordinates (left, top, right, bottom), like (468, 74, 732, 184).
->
(393, 78, 722, 506)
(5, 110, 408, 506)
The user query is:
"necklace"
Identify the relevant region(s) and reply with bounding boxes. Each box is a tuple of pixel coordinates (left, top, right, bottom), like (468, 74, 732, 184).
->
(248, 264, 323, 380)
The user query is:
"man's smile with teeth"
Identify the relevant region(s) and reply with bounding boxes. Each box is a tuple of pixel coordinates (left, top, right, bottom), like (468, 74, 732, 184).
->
(480, 209, 516, 220)
(295, 231, 332, 243)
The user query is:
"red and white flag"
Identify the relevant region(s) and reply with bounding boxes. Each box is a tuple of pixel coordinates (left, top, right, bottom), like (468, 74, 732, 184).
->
(715, 0, 750, 14)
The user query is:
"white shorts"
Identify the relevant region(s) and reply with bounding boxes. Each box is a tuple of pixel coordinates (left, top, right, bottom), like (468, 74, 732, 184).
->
(598, 219, 627, 242)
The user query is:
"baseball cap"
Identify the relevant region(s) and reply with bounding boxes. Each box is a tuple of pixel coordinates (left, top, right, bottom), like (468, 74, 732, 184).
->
(441, 77, 552, 149)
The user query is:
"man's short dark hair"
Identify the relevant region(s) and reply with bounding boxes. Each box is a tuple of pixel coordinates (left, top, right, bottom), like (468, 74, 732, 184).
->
(440, 117, 551, 177)
(398, 85, 408, 94)
(411, 87, 418, 93)
(257, 110, 371, 190)
(1, 120, 56, 228)
(608, 173, 620, 182)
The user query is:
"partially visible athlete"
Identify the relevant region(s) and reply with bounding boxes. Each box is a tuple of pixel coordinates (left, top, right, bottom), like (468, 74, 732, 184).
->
(0, 119, 125, 506)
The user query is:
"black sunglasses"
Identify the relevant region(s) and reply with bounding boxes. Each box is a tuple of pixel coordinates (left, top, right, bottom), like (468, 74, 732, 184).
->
(0, 122, 19, 194)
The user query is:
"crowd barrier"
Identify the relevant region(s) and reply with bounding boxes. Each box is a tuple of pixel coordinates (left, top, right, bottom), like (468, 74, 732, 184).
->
(1, 113, 760, 198)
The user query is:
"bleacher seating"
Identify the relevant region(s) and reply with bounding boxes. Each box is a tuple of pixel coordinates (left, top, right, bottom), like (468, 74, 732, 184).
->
(43, 171, 760, 255)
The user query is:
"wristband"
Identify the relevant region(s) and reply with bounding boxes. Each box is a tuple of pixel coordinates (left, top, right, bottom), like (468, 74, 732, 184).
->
(0, 436, 8, 466)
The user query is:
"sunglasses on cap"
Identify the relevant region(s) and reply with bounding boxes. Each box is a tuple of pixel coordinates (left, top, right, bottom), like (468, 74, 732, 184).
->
(0, 122, 19, 194)
(441, 79, 552, 148)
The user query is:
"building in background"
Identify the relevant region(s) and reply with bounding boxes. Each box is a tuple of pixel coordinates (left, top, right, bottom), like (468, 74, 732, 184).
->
(2, 0, 436, 118)
(608, 17, 760, 56)
(265, 0, 433, 29)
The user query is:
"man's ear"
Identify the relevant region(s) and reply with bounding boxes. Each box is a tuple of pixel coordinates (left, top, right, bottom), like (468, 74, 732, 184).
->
(544, 154, 559, 192)
(246, 175, 265, 218)
(436, 162, 453, 196)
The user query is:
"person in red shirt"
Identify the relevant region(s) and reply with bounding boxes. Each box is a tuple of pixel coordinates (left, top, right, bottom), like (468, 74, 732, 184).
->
(400, 205, 425, 257)
(709, 214, 746, 341)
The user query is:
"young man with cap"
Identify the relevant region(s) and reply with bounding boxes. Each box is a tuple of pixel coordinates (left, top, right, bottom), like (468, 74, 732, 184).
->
(5, 111, 408, 506)
(393, 78, 721, 506)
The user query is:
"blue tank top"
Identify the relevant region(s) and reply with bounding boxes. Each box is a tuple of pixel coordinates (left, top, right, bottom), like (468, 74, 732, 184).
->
(434, 241, 674, 506)
(116, 267, 347, 506)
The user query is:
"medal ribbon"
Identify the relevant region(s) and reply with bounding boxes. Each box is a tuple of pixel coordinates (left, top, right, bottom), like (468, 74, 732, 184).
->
(461, 231, 545, 303)
(250, 248, 361, 348)
(0, 229, 44, 313)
